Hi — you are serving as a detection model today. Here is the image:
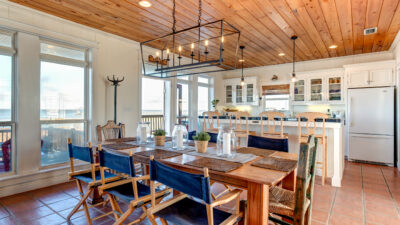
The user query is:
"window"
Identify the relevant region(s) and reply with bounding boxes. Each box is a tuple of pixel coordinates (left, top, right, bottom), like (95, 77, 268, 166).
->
(264, 94, 290, 111)
(197, 76, 213, 115)
(40, 41, 88, 167)
(0, 31, 15, 174)
(177, 83, 189, 125)
(141, 77, 165, 131)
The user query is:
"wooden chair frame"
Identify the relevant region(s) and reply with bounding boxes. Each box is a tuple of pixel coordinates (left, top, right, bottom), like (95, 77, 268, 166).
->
(97, 147, 171, 225)
(67, 138, 119, 225)
(96, 120, 126, 142)
(202, 111, 221, 133)
(269, 135, 318, 225)
(259, 111, 287, 139)
(229, 111, 250, 147)
(296, 112, 328, 185)
(147, 156, 243, 225)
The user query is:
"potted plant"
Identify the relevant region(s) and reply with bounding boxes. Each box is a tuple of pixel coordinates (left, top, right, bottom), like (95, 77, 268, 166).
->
(153, 129, 166, 146)
(211, 99, 220, 111)
(193, 132, 211, 153)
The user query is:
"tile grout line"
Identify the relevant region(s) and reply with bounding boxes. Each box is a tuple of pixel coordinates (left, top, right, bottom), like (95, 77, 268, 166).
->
(361, 165, 367, 225)
(0, 201, 23, 225)
(380, 168, 400, 218)
(325, 186, 338, 225)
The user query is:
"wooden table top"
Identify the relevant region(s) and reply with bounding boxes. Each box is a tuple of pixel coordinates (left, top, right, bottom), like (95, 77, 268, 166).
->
(100, 140, 298, 188)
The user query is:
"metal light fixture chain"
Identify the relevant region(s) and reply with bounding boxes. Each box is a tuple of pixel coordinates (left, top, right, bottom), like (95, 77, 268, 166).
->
(198, 0, 202, 25)
(172, 0, 176, 33)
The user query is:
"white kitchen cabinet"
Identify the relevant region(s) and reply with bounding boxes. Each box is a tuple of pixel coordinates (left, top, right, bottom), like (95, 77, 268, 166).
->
(345, 60, 395, 88)
(290, 68, 345, 105)
(223, 77, 258, 105)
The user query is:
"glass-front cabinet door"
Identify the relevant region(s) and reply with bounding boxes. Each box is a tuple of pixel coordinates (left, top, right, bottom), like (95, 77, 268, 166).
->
(225, 85, 232, 103)
(310, 78, 323, 101)
(246, 83, 254, 103)
(236, 85, 243, 103)
(293, 79, 305, 102)
(328, 77, 342, 102)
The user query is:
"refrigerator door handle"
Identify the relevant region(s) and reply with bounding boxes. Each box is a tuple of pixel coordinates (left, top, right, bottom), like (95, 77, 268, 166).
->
(350, 134, 393, 139)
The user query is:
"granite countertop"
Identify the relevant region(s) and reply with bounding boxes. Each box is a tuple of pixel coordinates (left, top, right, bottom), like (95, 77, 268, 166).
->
(198, 115, 342, 123)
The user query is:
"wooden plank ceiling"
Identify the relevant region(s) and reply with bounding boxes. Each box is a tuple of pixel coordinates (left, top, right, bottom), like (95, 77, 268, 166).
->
(10, 0, 400, 68)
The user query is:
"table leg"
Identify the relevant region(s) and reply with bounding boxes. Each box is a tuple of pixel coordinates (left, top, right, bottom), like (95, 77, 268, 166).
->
(282, 169, 296, 191)
(87, 187, 104, 205)
(246, 182, 269, 225)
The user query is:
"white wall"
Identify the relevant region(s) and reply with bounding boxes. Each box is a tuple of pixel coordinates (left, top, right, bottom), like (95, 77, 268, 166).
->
(0, 0, 142, 196)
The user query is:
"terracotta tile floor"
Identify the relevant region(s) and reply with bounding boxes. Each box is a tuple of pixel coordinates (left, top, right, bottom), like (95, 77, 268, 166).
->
(0, 161, 398, 225)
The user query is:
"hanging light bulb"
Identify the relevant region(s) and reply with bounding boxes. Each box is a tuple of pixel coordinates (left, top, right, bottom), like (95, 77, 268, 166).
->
(240, 46, 246, 86)
(291, 35, 298, 83)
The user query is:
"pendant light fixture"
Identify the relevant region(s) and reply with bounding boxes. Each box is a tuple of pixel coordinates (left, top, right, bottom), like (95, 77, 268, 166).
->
(240, 46, 246, 86)
(291, 35, 298, 82)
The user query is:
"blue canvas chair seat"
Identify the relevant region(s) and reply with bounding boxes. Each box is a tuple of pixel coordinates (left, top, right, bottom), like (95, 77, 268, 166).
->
(104, 181, 151, 202)
(72, 170, 115, 185)
(154, 197, 234, 225)
(247, 135, 289, 152)
(147, 158, 243, 225)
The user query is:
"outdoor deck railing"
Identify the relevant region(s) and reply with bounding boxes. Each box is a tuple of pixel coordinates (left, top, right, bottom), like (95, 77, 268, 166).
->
(141, 115, 189, 132)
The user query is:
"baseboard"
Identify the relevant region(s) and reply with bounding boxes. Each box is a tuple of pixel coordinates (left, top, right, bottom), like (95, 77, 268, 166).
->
(0, 164, 88, 197)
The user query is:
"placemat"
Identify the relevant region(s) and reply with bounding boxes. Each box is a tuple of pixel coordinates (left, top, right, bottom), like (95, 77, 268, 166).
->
(251, 157, 298, 172)
(237, 147, 276, 158)
(106, 137, 137, 142)
(102, 143, 138, 150)
(133, 149, 183, 164)
(187, 151, 257, 164)
(184, 157, 243, 172)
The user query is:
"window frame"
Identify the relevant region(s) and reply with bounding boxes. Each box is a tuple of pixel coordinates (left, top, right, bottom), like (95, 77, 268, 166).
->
(0, 30, 16, 177)
(176, 76, 192, 124)
(39, 39, 90, 169)
(263, 94, 290, 112)
(197, 75, 214, 115)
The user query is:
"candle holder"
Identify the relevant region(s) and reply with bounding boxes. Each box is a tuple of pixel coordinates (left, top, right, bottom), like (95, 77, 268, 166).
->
(216, 126, 237, 158)
(191, 52, 195, 64)
(136, 122, 150, 144)
(172, 124, 188, 150)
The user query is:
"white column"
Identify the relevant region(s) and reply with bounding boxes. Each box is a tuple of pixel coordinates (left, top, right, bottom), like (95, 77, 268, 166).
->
(191, 76, 199, 131)
(331, 127, 342, 187)
(15, 32, 41, 175)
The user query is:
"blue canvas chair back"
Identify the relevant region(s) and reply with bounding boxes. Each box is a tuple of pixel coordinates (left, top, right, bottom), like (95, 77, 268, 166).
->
(99, 150, 136, 177)
(188, 131, 218, 143)
(68, 142, 94, 164)
(150, 159, 212, 204)
(247, 135, 289, 152)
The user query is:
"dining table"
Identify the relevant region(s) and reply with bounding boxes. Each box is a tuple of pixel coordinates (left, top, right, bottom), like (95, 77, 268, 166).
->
(98, 137, 298, 225)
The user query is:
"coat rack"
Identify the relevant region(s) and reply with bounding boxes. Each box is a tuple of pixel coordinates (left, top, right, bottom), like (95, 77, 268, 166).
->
(107, 75, 125, 123)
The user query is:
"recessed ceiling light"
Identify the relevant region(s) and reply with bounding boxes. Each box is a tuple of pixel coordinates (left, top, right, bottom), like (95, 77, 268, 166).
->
(278, 53, 285, 56)
(329, 45, 338, 49)
(139, 0, 152, 7)
(239, 59, 245, 62)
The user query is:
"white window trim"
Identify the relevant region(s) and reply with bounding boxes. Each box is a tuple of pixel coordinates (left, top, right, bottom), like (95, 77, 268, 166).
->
(39, 41, 90, 169)
(263, 94, 290, 112)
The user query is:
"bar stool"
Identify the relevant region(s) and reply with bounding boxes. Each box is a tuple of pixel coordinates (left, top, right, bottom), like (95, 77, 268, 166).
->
(202, 111, 220, 133)
(259, 111, 288, 139)
(296, 112, 328, 185)
(229, 111, 250, 146)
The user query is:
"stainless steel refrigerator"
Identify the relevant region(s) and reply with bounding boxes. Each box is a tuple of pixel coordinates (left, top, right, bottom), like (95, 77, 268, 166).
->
(348, 87, 395, 165)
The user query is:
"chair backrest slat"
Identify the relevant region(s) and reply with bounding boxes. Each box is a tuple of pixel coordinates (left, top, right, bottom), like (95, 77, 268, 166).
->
(150, 159, 212, 204)
(99, 150, 135, 177)
(294, 135, 318, 225)
(247, 135, 288, 152)
(229, 111, 250, 133)
(259, 111, 285, 137)
(202, 111, 220, 131)
(296, 112, 328, 141)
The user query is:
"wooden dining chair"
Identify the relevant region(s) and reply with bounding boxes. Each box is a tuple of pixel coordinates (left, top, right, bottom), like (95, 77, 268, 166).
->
(97, 147, 170, 225)
(268, 135, 318, 225)
(259, 111, 288, 139)
(296, 112, 328, 185)
(202, 111, 221, 133)
(67, 138, 119, 225)
(96, 120, 126, 142)
(147, 156, 243, 225)
(247, 134, 289, 152)
(229, 111, 250, 146)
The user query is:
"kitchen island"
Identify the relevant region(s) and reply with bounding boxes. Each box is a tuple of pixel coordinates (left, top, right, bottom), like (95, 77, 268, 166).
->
(198, 116, 345, 187)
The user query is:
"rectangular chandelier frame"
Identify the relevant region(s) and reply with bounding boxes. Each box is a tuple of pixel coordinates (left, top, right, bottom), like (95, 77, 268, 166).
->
(140, 20, 241, 78)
